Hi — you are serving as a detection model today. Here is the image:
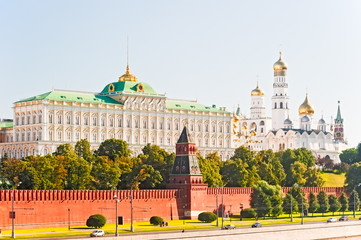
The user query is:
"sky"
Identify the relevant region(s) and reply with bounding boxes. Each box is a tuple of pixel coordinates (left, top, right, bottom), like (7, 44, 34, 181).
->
(1, 0, 361, 147)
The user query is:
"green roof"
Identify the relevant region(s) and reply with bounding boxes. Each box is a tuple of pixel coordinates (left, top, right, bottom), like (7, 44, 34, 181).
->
(101, 81, 157, 94)
(0, 122, 13, 128)
(166, 100, 228, 113)
(16, 91, 121, 105)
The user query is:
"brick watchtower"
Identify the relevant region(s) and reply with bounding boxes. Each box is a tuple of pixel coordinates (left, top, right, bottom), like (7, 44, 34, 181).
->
(167, 126, 208, 219)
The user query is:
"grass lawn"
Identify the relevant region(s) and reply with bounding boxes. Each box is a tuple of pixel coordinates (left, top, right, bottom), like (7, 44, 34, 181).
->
(321, 171, 345, 187)
(0, 211, 360, 239)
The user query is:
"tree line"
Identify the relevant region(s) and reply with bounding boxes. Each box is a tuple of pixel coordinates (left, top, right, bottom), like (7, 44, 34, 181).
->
(248, 180, 360, 218)
(0, 139, 325, 190)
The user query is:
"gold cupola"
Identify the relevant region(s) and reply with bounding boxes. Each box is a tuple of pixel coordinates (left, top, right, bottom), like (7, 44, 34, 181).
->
(299, 94, 315, 115)
(251, 82, 264, 96)
(119, 65, 137, 82)
(273, 51, 288, 71)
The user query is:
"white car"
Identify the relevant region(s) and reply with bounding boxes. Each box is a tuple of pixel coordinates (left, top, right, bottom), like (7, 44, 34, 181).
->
(90, 230, 105, 237)
(327, 217, 337, 223)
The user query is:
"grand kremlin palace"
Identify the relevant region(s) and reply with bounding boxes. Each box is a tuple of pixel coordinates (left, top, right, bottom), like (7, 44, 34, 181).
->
(0, 53, 347, 162)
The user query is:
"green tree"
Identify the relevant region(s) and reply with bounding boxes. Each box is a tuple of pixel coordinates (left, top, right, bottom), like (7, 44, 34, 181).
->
(220, 158, 251, 187)
(198, 152, 223, 187)
(95, 139, 131, 160)
(304, 167, 325, 187)
(282, 193, 298, 215)
(250, 181, 283, 218)
(308, 191, 319, 216)
(53, 143, 77, 158)
(349, 190, 360, 212)
(340, 148, 358, 165)
(139, 144, 175, 188)
(0, 158, 23, 186)
(290, 161, 307, 186)
(328, 195, 341, 215)
(339, 192, 349, 214)
(257, 150, 286, 186)
(65, 156, 92, 190)
(75, 139, 93, 162)
(317, 190, 329, 216)
(91, 156, 122, 189)
(345, 162, 361, 194)
(292, 187, 309, 213)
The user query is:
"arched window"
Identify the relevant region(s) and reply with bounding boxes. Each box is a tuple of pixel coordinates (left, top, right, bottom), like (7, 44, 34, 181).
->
(280, 102, 283, 109)
(118, 118, 122, 127)
(135, 119, 139, 128)
(274, 103, 277, 109)
(143, 119, 147, 129)
(109, 118, 114, 127)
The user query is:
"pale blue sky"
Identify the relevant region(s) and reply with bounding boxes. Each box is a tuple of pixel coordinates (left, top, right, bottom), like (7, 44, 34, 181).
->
(1, 0, 361, 147)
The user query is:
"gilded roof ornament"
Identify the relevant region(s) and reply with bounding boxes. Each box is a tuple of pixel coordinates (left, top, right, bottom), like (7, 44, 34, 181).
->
(251, 81, 264, 96)
(119, 64, 137, 82)
(273, 51, 288, 71)
(299, 94, 315, 115)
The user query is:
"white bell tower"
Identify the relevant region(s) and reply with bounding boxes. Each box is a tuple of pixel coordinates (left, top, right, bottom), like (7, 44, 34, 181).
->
(272, 51, 290, 130)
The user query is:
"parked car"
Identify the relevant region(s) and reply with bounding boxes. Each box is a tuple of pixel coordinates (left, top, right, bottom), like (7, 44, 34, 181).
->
(252, 222, 262, 228)
(224, 224, 236, 230)
(359, 216, 361, 220)
(339, 216, 348, 221)
(90, 230, 105, 237)
(327, 217, 337, 223)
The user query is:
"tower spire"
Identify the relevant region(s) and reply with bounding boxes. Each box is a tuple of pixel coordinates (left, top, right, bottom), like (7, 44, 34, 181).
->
(126, 36, 130, 74)
(336, 100, 342, 121)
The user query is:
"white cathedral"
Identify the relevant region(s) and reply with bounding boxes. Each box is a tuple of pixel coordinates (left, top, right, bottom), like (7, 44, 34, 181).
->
(0, 51, 347, 163)
(231, 52, 347, 163)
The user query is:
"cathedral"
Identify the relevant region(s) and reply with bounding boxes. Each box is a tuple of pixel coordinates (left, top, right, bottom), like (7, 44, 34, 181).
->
(231, 52, 347, 163)
(0, 51, 347, 163)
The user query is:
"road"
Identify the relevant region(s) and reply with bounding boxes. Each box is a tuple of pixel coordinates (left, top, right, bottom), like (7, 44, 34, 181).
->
(28, 220, 361, 240)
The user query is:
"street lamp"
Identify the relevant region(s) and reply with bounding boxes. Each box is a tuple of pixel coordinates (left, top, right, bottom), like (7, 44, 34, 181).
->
(11, 181, 21, 239)
(113, 194, 119, 236)
(353, 183, 361, 219)
(130, 192, 134, 232)
(221, 186, 224, 229)
(215, 185, 219, 227)
(294, 184, 304, 225)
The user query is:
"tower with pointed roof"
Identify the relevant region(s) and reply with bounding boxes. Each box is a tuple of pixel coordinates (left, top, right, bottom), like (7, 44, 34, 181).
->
(272, 51, 290, 129)
(250, 81, 266, 119)
(168, 126, 208, 219)
(334, 101, 344, 143)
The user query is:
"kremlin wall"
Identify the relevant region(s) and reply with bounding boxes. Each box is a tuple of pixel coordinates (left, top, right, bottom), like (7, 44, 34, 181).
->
(0, 127, 346, 230)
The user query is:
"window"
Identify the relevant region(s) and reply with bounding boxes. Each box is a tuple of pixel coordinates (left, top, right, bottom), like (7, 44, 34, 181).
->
(38, 132, 42, 140)
(198, 124, 201, 132)
(212, 125, 216, 133)
(280, 102, 283, 109)
(135, 119, 139, 128)
(38, 115, 42, 123)
(57, 131, 62, 141)
(127, 119, 131, 128)
(143, 135, 147, 144)
(219, 125, 223, 133)
(27, 116, 30, 125)
(160, 121, 163, 130)
(92, 133, 97, 142)
(21, 116, 25, 125)
(226, 125, 230, 133)
(67, 115, 71, 124)
(15, 117, 19, 126)
(67, 131, 71, 141)
(101, 134, 105, 142)
(190, 124, 194, 131)
(110, 118, 114, 127)
(49, 131, 53, 141)
(160, 137, 163, 145)
(101, 118, 105, 127)
(151, 121, 155, 129)
(118, 118, 122, 127)
(16, 133, 19, 142)
(212, 139, 216, 147)
(33, 116, 36, 124)
(205, 138, 209, 147)
(22, 133, 25, 141)
(76, 131, 80, 141)
(274, 103, 277, 109)
(33, 132, 36, 141)
(57, 114, 62, 124)
(143, 119, 147, 129)
(175, 122, 179, 131)
(205, 124, 209, 132)
(151, 137, 155, 144)
(84, 116, 89, 125)
(27, 132, 30, 141)
(75, 115, 80, 125)
(92, 116, 97, 126)
(261, 128, 264, 133)
(167, 137, 171, 145)
(167, 122, 171, 130)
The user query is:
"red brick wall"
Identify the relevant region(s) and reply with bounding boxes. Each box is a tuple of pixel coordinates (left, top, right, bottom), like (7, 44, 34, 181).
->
(0, 187, 345, 230)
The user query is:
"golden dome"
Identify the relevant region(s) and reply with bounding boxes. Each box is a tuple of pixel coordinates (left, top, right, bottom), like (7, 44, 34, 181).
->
(119, 65, 137, 82)
(273, 52, 288, 71)
(251, 82, 264, 96)
(299, 94, 315, 115)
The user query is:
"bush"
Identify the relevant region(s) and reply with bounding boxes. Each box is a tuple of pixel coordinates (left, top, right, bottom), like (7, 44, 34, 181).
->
(150, 216, 164, 226)
(241, 208, 257, 218)
(198, 212, 217, 223)
(86, 214, 107, 228)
